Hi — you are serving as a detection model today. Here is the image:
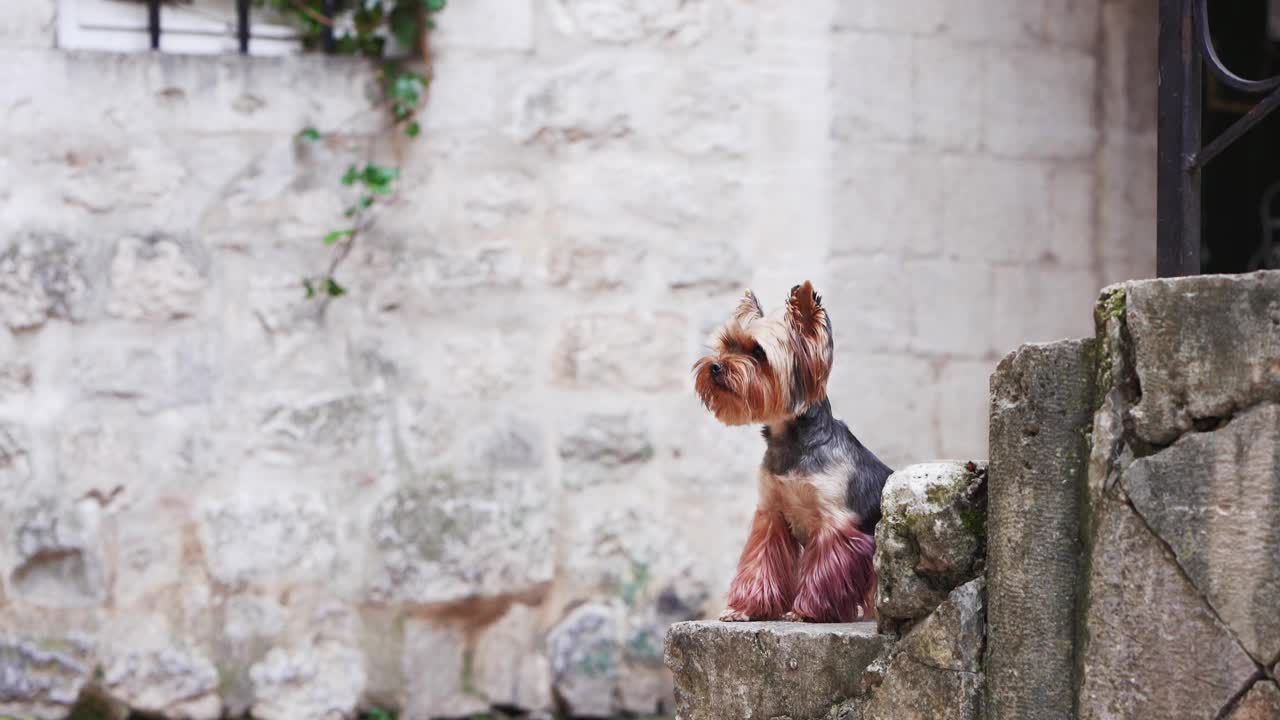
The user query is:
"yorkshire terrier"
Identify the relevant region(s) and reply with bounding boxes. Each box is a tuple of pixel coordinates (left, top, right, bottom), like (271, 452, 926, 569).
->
(693, 282, 893, 623)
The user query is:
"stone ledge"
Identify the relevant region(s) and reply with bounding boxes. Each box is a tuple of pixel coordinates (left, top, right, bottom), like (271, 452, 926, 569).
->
(664, 621, 892, 720)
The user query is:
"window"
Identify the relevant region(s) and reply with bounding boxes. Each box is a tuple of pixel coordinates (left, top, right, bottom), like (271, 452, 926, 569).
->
(58, 0, 303, 55)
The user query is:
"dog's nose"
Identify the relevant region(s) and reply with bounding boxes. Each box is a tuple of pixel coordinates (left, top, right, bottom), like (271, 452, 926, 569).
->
(710, 362, 724, 376)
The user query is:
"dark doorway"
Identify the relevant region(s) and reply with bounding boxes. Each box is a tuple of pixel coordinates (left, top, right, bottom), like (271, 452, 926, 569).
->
(1201, 0, 1280, 273)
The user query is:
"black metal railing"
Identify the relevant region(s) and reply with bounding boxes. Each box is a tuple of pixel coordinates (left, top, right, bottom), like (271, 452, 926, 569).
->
(1158, 0, 1280, 276)
(143, 0, 336, 54)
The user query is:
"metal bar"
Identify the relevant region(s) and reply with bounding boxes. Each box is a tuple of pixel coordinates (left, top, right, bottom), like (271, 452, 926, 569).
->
(1194, 0, 1280, 94)
(1191, 85, 1280, 169)
(237, 0, 250, 54)
(1157, 0, 1203, 277)
(321, 0, 335, 53)
(147, 0, 161, 50)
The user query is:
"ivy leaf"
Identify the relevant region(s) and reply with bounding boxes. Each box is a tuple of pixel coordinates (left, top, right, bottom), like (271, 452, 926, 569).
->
(361, 163, 400, 195)
(341, 165, 359, 186)
(323, 229, 355, 245)
(325, 277, 347, 297)
(389, 3, 420, 48)
(405, 120, 420, 138)
(297, 127, 322, 142)
(302, 278, 315, 299)
(423, 0, 446, 11)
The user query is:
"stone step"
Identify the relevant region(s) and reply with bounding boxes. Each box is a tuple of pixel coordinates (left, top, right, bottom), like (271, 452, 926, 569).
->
(664, 620, 893, 720)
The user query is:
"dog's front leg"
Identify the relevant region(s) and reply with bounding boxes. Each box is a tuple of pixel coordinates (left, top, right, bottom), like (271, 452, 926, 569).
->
(789, 513, 875, 623)
(720, 508, 799, 621)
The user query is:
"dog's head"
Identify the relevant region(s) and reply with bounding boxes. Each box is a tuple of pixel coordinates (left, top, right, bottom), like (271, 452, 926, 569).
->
(693, 281, 833, 426)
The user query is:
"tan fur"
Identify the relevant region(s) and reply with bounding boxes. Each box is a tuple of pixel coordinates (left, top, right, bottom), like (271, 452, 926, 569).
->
(759, 463, 857, 545)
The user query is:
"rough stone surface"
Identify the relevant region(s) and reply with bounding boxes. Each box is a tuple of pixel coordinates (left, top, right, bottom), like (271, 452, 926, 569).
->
(558, 411, 655, 490)
(402, 620, 486, 719)
(874, 461, 987, 628)
(1077, 497, 1258, 719)
(861, 578, 985, 720)
(985, 339, 1094, 720)
(664, 621, 892, 720)
(1123, 403, 1280, 664)
(102, 645, 222, 720)
(368, 470, 554, 604)
(105, 237, 207, 321)
(1124, 271, 1280, 444)
(0, 636, 94, 720)
(473, 603, 552, 712)
(10, 501, 105, 608)
(896, 578, 985, 673)
(553, 311, 687, 391)
(548, 604, 622, 718)
(196, 491, 337, 587)
(249, 641, 366, 720)
(1226, 680, 1280, 720)
(0, 235, 91, 330)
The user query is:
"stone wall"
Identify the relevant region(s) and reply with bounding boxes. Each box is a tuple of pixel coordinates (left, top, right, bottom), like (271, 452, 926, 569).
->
(0, 1, 1156, 718)
(988, 271, 1280, 719)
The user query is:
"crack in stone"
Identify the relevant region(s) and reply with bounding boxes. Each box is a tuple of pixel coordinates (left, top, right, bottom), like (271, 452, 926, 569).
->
(1118, 490, 1267, 671)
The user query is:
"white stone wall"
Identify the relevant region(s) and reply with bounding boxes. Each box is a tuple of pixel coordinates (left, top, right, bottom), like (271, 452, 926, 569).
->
(0, 0, 1154, 717)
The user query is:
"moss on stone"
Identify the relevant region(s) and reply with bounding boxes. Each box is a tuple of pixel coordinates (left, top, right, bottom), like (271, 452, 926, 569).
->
(959, 507, 986, 539)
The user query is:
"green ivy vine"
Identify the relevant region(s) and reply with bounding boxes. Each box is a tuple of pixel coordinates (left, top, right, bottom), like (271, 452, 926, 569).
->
(257, 0, 447, 299)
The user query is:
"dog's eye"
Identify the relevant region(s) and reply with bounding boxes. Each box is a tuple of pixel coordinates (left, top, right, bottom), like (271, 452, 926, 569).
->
(752, 345, 767, 363)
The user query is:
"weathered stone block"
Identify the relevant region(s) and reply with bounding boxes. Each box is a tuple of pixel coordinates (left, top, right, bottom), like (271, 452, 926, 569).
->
(432, 0, 533, 50)
(896, 578, 986, 674)
(10, 501, 105, 608)
(554, 311, 686, 391)
(862, 658, 981, 720)
(831, 146, 944, 259)
(473, 603, 551, 712)
(983, 47, 1098, 159)
(0, 636, 94, 720)
(197, 491, 337, 587)
(510, 59, 648, 143)
(830, 32, 912, 143)
(986, 339, 1094, 720)
(664, 621, 892, 720)
(550, 0, 715, 46)
(559, 411, 654, 490)
(913, 37, 983, 152)
(1123, 403, 1280, 663)
(0, 0, 55, 49)
(368, 470, 554, 604)
(549, 604, 623, 718)
(1225, 680, 1280, 720)
(250, 641, 366, 720)
(875, 461, 987, 629)
(1123, 271, 1280, 445)
(105, 237, 207, 322)
(1077, 497, 1256, 719)
(659, 65, 751, 158)
(0, 235, 92, 331)
(102, 645, 221, 720)
(832, 0, 947, 34)
(861, 579, 985, 720)
(402, 620, 485, 718)
(546, 233, 647, 292)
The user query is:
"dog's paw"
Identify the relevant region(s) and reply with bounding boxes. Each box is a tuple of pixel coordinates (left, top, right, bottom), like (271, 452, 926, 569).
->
(782, 611, 811, 623)
(718, 608, 753, 622)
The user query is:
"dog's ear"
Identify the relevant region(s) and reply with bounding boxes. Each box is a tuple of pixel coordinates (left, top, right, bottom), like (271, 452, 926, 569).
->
(733, 289, 765, 324)
(785, 281, 827, 338)
(786, 281, 833, 408)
